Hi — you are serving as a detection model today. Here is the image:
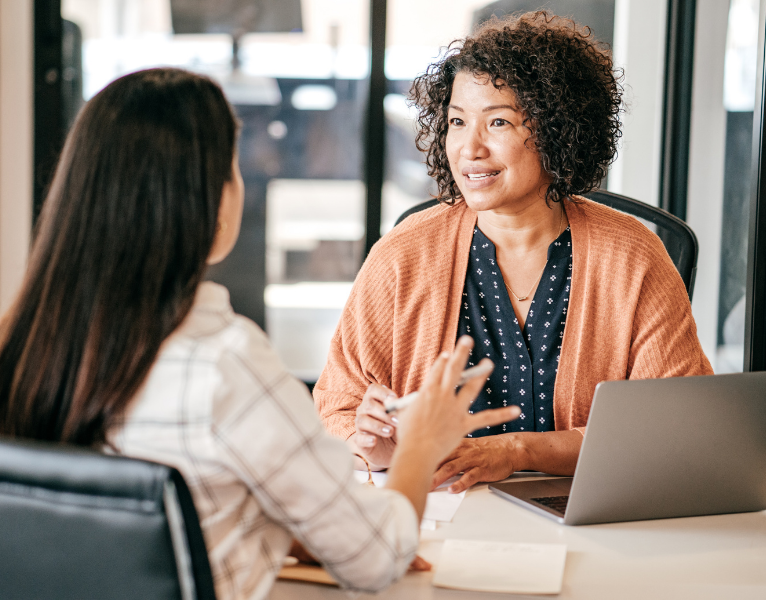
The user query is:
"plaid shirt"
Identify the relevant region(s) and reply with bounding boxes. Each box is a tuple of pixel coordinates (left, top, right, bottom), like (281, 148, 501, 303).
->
(110, 282, 418, 599)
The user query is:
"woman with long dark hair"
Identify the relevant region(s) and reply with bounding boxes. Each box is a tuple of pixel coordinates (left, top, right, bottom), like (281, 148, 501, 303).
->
(0, 68, 516, 599)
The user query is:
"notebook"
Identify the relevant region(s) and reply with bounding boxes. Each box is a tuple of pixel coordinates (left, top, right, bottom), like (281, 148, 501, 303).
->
(433, 539, 567, 594)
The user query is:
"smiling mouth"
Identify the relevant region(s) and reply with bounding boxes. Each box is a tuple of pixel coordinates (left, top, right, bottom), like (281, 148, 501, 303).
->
(466, 172, 500, 180)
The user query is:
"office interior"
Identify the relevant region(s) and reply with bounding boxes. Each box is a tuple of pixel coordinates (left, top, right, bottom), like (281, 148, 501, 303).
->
(1, 0, 766, 597)
(1, 0, 766, 381)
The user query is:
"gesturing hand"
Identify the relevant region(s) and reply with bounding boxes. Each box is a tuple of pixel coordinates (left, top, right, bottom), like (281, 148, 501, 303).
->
(352, 383, 399, 469)
(431, 435, 522, 494)
(393, 337, 521, 471)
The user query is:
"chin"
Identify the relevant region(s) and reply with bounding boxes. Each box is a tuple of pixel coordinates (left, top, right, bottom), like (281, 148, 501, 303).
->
(462, 193, 512, 213)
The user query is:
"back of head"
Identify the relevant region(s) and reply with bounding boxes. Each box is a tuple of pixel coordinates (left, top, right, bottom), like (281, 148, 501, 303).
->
(0, 67, 237, 446)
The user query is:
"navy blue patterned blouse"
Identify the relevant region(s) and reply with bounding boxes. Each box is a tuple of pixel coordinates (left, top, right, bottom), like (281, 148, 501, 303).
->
(457, 225, 573, 437)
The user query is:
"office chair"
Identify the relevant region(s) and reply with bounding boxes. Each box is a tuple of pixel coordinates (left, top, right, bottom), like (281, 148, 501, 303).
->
(394, 190, 698, 300)
(0, 437, 216, 600)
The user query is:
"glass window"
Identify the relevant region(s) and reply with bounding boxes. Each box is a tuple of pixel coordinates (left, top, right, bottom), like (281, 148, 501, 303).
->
(684, 0, 760, 373)
(61, 0, 370, 383)
(716, 0, 759, 372)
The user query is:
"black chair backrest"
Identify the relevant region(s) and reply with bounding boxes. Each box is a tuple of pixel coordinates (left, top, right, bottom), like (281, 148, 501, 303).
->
(394, 190, 698, 300)
(0, 437, 216, 600)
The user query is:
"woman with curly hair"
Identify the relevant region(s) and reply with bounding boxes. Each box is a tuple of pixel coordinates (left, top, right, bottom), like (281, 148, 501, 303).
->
(315, 12, 712, 493)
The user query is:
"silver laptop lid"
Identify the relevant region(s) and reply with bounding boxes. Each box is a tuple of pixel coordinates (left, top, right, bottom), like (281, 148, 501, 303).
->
(564, 372, 766, 525)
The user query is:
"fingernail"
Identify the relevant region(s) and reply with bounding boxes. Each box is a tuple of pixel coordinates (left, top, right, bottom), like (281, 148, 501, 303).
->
(391, 416, 399, 424)
(448, 485, 458, 493)
(441, 352, 449, 358)
(381, 427, 391, 434)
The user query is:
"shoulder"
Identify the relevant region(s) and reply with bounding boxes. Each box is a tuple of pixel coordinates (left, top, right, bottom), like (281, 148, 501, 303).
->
(371, 201, 471, 258)
(568, 196, 670, 267)
(168, 284, 318, 426)
(360, 201, 474, 279)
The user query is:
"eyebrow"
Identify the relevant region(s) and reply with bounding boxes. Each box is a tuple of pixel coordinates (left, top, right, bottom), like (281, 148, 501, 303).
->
(447, 104, 518, 113)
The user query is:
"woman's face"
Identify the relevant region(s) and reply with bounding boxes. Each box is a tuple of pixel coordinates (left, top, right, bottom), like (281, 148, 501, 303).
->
(446, 71, 550, 213)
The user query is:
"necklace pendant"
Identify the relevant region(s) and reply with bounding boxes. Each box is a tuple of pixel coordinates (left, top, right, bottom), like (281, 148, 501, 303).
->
(516, 295, 528, 301)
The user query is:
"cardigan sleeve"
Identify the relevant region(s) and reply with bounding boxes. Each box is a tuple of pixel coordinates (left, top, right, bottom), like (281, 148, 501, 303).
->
(314, 243, 398, 440)
(627, 242, 713, 379)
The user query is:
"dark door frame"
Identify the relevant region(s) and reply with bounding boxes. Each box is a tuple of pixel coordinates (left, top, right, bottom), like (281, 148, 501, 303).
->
(33, 0, 63, 223)
(659, 0, 696, 222)
(744, 2, 766, 372)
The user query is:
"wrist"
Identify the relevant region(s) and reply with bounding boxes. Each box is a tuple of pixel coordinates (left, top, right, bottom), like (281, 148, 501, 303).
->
(503, 433, 533, 471)
(391, 437, 441, 475)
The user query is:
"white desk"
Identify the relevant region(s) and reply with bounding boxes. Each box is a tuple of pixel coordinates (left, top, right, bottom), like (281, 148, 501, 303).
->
(271, 473, 766, 599)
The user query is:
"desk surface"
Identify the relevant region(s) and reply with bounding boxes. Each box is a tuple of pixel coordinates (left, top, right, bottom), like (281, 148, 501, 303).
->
(271, 473, 766, 599)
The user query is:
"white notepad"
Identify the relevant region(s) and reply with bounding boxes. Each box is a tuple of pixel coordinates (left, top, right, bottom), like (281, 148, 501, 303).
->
(433, 540, 567, 595)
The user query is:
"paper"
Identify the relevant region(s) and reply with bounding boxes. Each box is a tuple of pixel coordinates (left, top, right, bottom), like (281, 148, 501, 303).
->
(433, 540, 567, 595)
(353, 470, 467, 525)
(423, 485, 466, 523)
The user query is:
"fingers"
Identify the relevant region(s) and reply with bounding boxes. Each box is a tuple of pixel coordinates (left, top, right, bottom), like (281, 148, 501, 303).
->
(447, 469, 481, 494)
(468, 406, 520, 432)
(364, 383, 397, 404)
(456, 357, 493, 407)
(431, 458, 465, 490)
(421, 351, 450, 392)
(441, 335, 474, 388)
(355, 432, 378, 449)
(408, 555, 432, 572)
(356, 414, 395, 438)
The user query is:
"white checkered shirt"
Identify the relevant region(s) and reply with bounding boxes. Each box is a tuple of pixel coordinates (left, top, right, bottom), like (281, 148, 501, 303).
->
(110, 282, 418, 599)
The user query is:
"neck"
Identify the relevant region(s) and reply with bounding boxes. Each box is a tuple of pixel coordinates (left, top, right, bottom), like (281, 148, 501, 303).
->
(476, 198, 567, 255)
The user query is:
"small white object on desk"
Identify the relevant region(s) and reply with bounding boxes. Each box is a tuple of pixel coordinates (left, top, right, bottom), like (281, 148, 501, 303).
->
(353, 471, 466, 527)
(433, 539, 567, 594)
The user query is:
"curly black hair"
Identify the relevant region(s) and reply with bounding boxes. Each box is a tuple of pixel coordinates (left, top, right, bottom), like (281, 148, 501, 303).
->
(409, 11, 623, 205)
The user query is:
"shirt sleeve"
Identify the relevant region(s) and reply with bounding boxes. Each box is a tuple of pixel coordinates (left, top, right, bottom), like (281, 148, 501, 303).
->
(209, 318, 418, 593)
(313, 243, 398, 441)
(627, 241, 713, 379)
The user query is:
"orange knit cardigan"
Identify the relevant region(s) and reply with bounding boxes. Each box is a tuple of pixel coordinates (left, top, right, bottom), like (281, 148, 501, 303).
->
(315, 198, 713, 440)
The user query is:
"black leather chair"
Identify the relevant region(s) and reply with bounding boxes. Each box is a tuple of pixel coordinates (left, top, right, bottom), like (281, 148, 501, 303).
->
(0, 437, 216, 600)
(394, 190, 699, 300)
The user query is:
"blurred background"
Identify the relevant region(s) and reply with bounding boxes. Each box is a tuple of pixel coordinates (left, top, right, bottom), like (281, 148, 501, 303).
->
(21, 0, 766, 381)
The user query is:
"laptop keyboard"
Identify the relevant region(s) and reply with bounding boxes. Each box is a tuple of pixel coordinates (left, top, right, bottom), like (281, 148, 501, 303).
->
(531, 495, 569, 514)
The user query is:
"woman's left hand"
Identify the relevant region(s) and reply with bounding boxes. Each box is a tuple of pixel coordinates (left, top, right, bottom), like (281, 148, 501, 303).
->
(431, 435, 522, 494)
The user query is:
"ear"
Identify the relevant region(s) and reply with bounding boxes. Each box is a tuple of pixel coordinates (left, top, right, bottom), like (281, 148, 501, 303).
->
(207, 158, 244, 265)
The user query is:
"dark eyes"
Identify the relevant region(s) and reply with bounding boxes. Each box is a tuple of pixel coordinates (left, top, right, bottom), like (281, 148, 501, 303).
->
(448, 117, 509, 127)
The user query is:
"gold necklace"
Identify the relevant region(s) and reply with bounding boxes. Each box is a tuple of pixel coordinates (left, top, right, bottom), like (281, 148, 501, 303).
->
(504, 207, 565, 302)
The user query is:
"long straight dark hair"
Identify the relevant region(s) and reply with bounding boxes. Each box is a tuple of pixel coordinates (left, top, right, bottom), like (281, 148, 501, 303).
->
(0, 68, 237, 446)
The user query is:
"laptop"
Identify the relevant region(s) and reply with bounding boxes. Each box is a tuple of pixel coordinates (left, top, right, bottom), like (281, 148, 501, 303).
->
(489, 372, 766, 525)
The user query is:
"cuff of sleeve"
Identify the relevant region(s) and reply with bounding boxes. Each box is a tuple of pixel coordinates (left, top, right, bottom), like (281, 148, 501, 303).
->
(322, 414, 357, 441)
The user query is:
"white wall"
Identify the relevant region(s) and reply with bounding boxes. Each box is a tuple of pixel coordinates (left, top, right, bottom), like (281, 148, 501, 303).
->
(609, 0, 668, 206)
(685, 0, 730, 365)
(0, 0, 33, 313)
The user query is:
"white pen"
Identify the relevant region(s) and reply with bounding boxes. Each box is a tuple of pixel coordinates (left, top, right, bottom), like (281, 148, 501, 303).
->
(384, 361, 494, 414)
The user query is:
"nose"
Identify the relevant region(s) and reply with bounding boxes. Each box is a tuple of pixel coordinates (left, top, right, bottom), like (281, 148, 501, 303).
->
(459, 123, 489, 160)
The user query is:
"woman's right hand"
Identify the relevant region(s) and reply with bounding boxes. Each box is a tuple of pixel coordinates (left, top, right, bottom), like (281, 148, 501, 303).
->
(394, 336, 520, 470)
(351, 384, 399, 469)
(384, 336, 520, 521)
